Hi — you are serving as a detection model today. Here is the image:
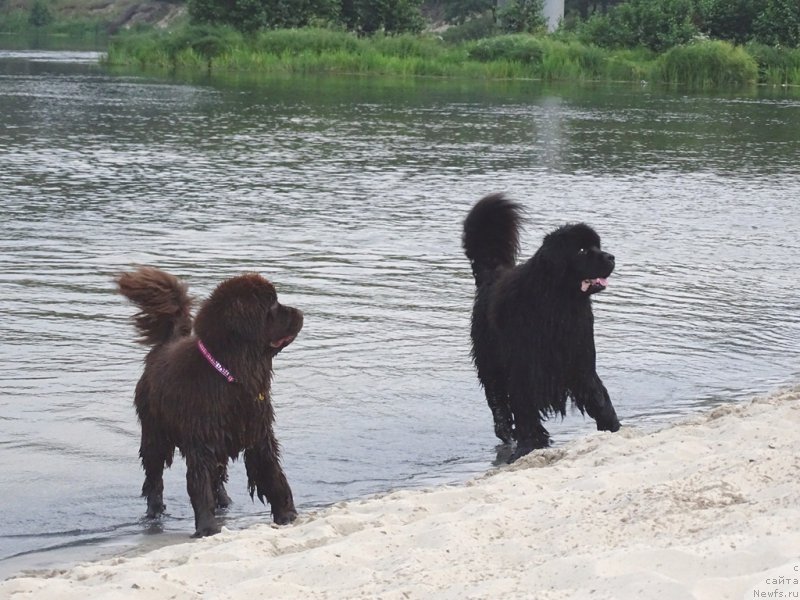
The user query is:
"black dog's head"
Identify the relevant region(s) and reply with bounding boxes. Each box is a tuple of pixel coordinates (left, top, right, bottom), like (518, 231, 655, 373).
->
(194, 274, 303, 356)
(538, 223, 615, 296)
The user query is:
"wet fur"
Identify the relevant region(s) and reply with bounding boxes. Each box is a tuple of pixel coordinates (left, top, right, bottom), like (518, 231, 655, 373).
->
(117, 267, 303, 537)
(463, 194, 621, 462)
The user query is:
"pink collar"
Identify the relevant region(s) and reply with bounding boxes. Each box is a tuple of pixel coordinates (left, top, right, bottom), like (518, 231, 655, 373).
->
(197, 339, 236, 383)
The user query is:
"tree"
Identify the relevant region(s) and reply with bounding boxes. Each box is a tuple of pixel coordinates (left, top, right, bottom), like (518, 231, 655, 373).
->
(754, 0, 800, 46)
(439, 0, 496, 24)
(499, 0, 546, 33)
(698, 0, 765, 44)
(340, 0, 424, 34)
(578, 0, 698, 51)
(189, 0, 339, 32)
(28, 0, 53, 27)
(190, 0, 422, 34)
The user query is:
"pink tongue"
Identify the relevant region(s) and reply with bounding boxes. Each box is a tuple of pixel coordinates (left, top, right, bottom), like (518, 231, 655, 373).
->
(271, 336, 294, 348)
(581, 278, 609, 292)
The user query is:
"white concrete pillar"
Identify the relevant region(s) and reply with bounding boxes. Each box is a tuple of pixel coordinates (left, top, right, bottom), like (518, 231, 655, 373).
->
(543, 0, 564, 31)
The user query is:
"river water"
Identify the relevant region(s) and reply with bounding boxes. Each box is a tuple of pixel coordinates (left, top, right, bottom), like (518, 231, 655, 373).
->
(1, 49, 798, 577)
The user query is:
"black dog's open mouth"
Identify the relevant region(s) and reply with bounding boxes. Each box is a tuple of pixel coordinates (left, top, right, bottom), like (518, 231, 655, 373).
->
(581, 277, 609, 293)
(270, 335, 296, 349)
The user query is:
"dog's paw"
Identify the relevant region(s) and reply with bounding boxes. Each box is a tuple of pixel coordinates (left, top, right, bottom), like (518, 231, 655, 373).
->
(507, 442, 535, 463)
(192, 524, 222, 538)
(145, 502, 166, 519)
(596, 416, 621, 432)
(272, 509, 298, 525)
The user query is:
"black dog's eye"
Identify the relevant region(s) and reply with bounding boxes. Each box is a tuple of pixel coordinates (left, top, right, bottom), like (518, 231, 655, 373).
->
(577, 248, 587, 255)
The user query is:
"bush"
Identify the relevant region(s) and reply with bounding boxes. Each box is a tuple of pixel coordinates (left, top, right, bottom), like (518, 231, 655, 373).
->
(28, 0, 53, 27)
(753, 0, 800, 47)
(341, 0, 425, 34)
(746, 42, 800, 84)
(253, 27, 361, 55)
(467, 33, 545, 62)
(654, 39, 758, 86)
(440, 14, 497, 43)
(372, 32, 443, 58)
(499, 0, 546, 34)
(697, 0, 765, 45)
(578, 0, 699, 51)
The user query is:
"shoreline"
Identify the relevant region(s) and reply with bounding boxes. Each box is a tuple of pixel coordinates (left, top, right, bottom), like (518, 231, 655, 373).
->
(2, 386, 799, 598)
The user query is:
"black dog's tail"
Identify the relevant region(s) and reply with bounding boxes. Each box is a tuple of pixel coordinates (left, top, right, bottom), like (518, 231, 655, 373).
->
(462, 193, 523, 287)
(116, 267, 193, 346)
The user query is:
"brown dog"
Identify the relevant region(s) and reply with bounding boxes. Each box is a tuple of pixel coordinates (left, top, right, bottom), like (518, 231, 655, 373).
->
(116, 267, 303, 537)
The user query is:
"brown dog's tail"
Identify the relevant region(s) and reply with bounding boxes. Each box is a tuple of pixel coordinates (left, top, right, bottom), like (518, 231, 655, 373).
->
(462, 193, 522, 287)
(116, 267, 193, 346)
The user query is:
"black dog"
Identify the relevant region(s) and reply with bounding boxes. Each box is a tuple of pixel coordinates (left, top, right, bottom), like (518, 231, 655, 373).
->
(117, 267, 303, 536)
(463, 194, 620, 462)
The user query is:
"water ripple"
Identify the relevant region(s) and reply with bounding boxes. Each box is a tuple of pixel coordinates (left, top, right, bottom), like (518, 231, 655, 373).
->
(1, 54, 799, 575)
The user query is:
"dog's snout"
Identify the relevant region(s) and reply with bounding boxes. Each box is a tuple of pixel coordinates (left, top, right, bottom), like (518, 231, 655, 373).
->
(604, 252, 615, 263)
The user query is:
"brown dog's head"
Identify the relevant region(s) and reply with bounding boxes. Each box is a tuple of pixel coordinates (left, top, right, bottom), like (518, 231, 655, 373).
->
(194, 274, 303, 355)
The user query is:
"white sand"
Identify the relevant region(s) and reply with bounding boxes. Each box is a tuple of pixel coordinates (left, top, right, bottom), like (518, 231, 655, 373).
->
(3, 388, 799, 600)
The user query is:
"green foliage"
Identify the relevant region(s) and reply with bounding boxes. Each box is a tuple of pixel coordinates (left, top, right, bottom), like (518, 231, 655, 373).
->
(466, 33, 655, 81)
(186, 0, 423, 34)
(372, 32, 442, 57)
(468, 33, 546, 62)
(28, 0, 53, 27)
(253, 27, 361, 55)
(653, 39, 758, 86)
(188, 0, 264, 33)
(439, 0, 495, 24)
(753, 0, 800, 47)
(570, 0, 799, 49)
(746, 42, 800, 84)
(440, 14, 497, 42)
(0, 7, 104, 36)
(105, 23, 800, 87)
(188, 0, 339, 33)
(166, 25, 241, 59)
(341, 0, 425, 34)
(577, 0, 699, 51)
(697, 0, 765, 44)
(499, 0, 546, 34)
(108, 25, 243, 68)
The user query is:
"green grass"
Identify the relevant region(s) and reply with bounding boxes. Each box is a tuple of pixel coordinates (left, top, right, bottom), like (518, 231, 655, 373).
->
(746, 42, 800, 86)
(104, 26, 800, 88)
(465, 34, 656, 81)
(0, 9, 105, 37)
(653, 40, 759, 87)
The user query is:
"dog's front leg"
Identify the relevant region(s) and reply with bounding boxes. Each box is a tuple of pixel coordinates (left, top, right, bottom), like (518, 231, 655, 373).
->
(244, 441, 297, 525)
(185, 446, 221, 537)
(576, 374, 621, 433)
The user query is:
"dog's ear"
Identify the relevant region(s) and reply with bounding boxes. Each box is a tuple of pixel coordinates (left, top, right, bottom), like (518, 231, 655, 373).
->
(536, 236, 569, 277)
(220, 296, 271, 343)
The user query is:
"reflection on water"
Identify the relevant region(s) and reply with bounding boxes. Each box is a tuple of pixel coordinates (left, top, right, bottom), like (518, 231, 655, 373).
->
(1, 50, 799, 576)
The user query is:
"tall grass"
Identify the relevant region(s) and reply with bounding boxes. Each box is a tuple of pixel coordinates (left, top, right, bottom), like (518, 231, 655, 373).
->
(652, 40, 758, 87)
(746, 42, 800, 86)
(106, 26, 800, 88)
(0, 9, 105, 38)
(465, 34, 655, 81)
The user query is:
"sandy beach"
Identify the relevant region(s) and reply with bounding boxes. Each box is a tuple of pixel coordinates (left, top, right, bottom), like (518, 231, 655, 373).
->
(2, 387, 799, 599)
